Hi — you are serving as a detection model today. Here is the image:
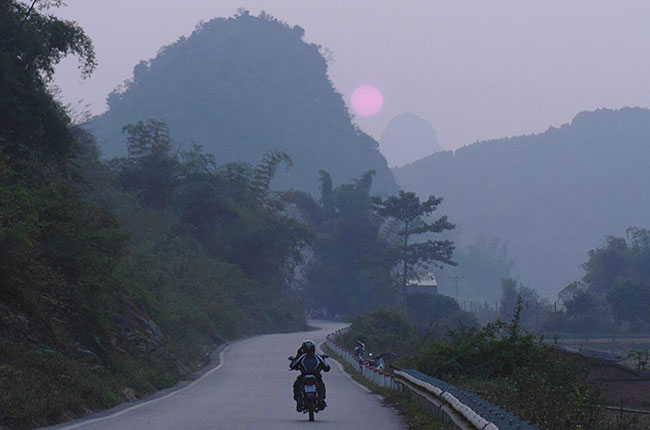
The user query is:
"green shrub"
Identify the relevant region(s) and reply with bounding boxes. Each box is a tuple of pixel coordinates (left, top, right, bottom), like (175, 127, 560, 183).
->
(407, 292, 477, 332)
(414, 299, 604, 429)
(338, 307, 418, 355)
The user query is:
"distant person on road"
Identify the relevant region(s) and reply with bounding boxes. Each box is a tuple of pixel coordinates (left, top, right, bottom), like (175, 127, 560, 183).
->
(289, 340, 330, 411)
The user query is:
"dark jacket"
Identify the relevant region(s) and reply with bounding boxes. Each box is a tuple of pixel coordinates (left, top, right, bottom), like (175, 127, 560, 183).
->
(290, 352, 330, 374)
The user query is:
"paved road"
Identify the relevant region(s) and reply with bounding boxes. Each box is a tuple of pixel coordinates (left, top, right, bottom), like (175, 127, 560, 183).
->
(45, 321, 404, 430)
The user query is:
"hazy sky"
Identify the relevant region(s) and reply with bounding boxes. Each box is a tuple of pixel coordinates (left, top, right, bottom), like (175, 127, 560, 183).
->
(53, 0, 650, 152)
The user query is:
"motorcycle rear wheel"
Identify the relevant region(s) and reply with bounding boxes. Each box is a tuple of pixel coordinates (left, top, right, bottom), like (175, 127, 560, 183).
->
(306, 399, 315, 421)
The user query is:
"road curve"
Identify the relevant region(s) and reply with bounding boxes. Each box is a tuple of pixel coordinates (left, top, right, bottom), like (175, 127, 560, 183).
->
(43, 321, 405, 430)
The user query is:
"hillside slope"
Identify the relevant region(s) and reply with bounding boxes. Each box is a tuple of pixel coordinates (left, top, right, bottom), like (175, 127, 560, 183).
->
(87, 11, 397, 196)
(1, 6, 311, 427)
(394, 107, 650, 297)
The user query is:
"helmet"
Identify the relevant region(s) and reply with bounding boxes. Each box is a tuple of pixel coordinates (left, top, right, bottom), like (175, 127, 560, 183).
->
(302, 340, 316, 354)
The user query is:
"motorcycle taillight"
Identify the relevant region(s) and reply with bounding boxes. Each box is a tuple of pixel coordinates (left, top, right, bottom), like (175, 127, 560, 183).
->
(304, 379, 316, 386)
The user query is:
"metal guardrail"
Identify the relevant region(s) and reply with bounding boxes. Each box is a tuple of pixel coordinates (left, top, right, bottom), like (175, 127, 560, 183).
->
(325, 330, 399, 390)
(325, 330, 537, 430)
(396, 369, 537, 430)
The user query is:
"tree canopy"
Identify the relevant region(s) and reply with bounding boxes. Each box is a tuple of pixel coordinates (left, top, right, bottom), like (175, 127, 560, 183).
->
(372, 191, 456, 311)
(558, 227, 650, 330)
(287, 170, 397, 316)
(0, 0, 95, 166)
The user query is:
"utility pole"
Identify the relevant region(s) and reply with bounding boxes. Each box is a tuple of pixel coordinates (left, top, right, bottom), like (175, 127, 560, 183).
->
(449, 275, 464, 303)
(402, 220, 409, 315)
(613, 300, 620, 345)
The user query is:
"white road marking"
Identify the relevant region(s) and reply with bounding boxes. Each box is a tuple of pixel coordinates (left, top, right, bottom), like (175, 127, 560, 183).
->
(55, 345, 231, 429)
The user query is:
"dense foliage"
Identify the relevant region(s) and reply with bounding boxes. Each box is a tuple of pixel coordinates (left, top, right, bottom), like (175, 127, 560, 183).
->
(287, 170, 398, 316)
(407, 292, 476, 331)
(337, 308, 419, 355)
(87, 11, 397, 196)
(2, 123, 310, 429)
(0, 4, 310, 428)
(414, 303, 602, 429)
(285, 172, 459, 319)
(0, 0, 95, 167)
(340, 305, 603, 430)
(395, 108, 650, 298)
(499, 277, 550, 332)
(372, 191, 456, 310)
(556, 227, 650, 332)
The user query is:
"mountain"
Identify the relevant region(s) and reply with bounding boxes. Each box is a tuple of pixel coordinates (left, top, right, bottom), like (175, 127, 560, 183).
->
(379, 112, 443, 167)
(394, 107, 650, 297)
(86, 11, 397, 196)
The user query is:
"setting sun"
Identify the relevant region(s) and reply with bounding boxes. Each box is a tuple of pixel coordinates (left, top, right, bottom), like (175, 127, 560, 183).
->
(350, 85, 383, 117)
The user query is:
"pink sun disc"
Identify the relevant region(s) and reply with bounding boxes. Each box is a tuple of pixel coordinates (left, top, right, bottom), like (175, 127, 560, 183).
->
(350, 85, 384, 117)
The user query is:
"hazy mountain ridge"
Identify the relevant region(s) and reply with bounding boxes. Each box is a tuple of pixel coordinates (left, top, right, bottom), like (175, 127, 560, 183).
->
(88, 11, 397, 196)
(379, 112, 442, 167)
(394, 107, 650, 297)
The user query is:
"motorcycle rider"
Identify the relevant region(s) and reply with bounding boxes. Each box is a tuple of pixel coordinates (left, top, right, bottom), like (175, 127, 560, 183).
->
(289, 340, 330, 411)
(293, 340, 311, 359)
(354, 339, 366, 360)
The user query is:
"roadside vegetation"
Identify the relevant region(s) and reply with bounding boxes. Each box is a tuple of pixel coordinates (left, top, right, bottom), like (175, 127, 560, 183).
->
(322, 342, 453, 430)
(286, 173, 457, 318)
(338, 305, 606, 430)
(553, 227, 650, 335)
(457, 227, 650, 341)
(0, 3, 307, 428)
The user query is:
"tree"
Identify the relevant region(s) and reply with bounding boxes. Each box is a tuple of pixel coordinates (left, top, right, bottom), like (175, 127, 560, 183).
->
(372, 191, 456, 312)
(1, 0, 96, 167)
(286, 171, 398, 316)
(581, 227, 650, 293)
(499, 277, 520, 321)
(123, 119, 173, 161)
(250, 150, 292, 202)
(582, 236, 627, 295)
(559, 281, 597, 318)
(406, 292, 476, 329)
(624, 227, 650, 285)
(500, 278, 550, 330)
(606, 280, 650, 326)
(318, 170, 335, 220)
(117, 119, 179, 208)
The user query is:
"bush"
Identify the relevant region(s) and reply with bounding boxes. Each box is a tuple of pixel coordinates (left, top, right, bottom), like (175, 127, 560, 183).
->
(407, 292, 477, 330)
(414, 299, 603, 429)
(499, 351, 602, 430)
(337, 307, 417, 355)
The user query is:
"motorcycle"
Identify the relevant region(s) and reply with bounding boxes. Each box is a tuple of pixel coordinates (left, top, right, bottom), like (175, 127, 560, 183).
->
(289, 354, 329, 422)
(300, 374, 321, 421)
(358, 343, 397, 371)
(364, 352, 386, 371)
